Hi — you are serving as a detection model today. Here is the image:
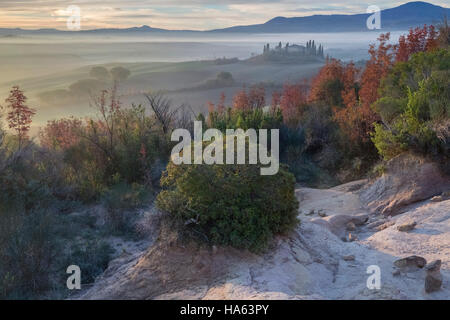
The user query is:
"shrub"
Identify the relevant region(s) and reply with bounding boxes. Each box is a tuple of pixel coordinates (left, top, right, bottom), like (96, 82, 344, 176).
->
(101, 182, 150, 234)
(0, 209, 57, 299)
(372, 49, 449, 161)
(39, 90, 175, 201)
(157, 159, 299, 252)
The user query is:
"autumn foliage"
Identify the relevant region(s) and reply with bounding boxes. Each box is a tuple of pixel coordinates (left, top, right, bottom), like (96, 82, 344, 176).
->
(39, 117, 82, 150)
(277, 82, 308, 127)
(232, 85, 266, 110)
(396, 25, 439, 62)
(4, 86, 36, 147)
(359, 33, 396, 111)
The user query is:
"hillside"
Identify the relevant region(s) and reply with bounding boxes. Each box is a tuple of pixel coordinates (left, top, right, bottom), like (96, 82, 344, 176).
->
(77, 154, 450, 300)
(215, 2, 449, 33)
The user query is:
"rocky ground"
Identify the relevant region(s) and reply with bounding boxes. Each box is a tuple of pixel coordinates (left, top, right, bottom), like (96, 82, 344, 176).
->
(77, 154, 450, 300)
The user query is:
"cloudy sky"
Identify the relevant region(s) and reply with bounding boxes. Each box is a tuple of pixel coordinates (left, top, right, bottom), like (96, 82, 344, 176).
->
(0, 0, 448, 30)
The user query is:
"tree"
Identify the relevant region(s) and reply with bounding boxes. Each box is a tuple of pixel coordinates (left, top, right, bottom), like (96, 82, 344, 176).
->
(69, 79, 106, 97)
(217, 92, 226, 114)
(217, 71, 233, 82)
(5, 86, 36, 148)
(360, 33, 395, 111)
(279, 82, 308, 127)
(39, 117, 82, 150)
(248, 85, 266, 109)
(341, 62, 360, 109)
(232, 87, 249, 110)
(309, 59, 346, 107)
(395, 25, 439, 62)
(89, 66, 110, 81)
(110, 66, 131, 83)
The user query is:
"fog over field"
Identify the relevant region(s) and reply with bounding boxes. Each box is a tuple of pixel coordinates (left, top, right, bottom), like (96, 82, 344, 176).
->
(0, 31, 405, 130)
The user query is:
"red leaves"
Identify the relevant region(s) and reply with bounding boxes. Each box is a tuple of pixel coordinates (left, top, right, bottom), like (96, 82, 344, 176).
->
(341, 62, 359, 109)
(232, 88, 249, 110)
(309, 59, 360, 109)
(279, 82, 308, 126)
(395, 25, 439, 62)
(39, 117, 82, 150)
(5, 86, 36, 146)
(232, 85, 266, 110)
(309, 59, 345, 105)
(360, 33, 395, 110)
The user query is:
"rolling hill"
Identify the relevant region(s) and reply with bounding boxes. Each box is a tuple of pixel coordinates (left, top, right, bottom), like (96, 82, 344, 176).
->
(0, 2, 448, 35)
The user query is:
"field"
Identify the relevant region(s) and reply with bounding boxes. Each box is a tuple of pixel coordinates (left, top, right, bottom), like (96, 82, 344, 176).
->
(0, 31, 405, 130)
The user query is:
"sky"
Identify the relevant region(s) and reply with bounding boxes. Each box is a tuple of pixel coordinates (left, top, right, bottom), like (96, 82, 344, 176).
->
(0, 0, 448, 30)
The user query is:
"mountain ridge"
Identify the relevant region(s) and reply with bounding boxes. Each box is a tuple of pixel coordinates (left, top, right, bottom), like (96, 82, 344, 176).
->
(0, 2, 448, 35)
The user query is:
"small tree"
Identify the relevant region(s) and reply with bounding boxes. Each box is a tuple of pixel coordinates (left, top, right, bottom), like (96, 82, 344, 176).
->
(5, 86, 36, 148)
(110, 66, 131, 83)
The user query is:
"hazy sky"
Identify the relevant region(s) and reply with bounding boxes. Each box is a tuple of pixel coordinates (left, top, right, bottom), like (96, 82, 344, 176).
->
(0, 1, 448, 30)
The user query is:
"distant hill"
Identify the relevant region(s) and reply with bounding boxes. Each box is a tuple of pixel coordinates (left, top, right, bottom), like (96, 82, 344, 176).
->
(213, 2, 450, 33)
(0, 2, 448, 35)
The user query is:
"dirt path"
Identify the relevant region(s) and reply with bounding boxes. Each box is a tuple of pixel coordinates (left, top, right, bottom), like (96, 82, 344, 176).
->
(78, 180, 450, 300)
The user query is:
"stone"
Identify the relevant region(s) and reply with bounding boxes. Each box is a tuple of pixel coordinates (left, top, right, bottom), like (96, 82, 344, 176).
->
(425, 273, 443, 293)
(424, 260, 443, 293)
(360, 153, 450, 216)
(430, 196, 443, 202)
(397, 222, 417, 232)
(394, 256, 427, 270)
(346, 222, 356, 231)
(392, 270, 401, 277)
(318, 210, 327, 217)
(366, 220, 387, 230)
(306, 209, 315, 216)
(352, 214, 370, 226)
(343, 255, 355, 261)
(425, 260, 441, 272)
(376, 221, 395, 231)
(314, 214, 368, 239)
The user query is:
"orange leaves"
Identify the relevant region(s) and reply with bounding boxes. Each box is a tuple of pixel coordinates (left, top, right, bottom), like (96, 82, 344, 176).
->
(360, 33, 395, 110)
(309, 59, 344, 105)
(333, 103, 379, 145)
(278, 82, 308, 126)
(341, 62, 360, 109)
(39, 117, 83, 150)
(395, 25, 439, 62)
(232, 85, 266, 110)
(232, 89, 249, 110)
(309, 59, 359, 109)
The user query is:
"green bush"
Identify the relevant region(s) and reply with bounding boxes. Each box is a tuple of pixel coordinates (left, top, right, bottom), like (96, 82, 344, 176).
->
(156, 159, 299, 252)
(372, 49, 450, 161)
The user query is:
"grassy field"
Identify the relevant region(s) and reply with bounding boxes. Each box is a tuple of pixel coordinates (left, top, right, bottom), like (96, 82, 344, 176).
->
(0, 58, 324, 131)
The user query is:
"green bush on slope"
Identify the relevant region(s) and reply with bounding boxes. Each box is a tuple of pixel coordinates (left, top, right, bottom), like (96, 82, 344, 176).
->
(157, 158, 299, 252)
